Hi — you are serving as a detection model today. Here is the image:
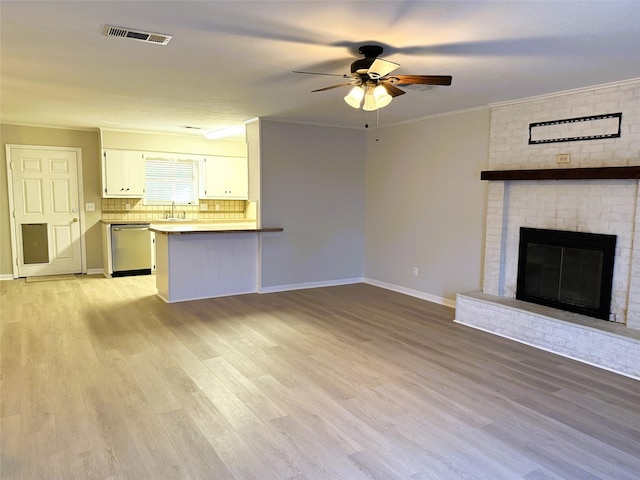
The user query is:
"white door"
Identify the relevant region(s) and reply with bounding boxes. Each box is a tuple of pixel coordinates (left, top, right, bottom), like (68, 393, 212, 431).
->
(7, 147, 83, 277)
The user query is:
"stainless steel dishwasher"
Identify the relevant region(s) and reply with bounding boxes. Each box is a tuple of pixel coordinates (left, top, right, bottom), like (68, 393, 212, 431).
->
(111, 224, 152, 276)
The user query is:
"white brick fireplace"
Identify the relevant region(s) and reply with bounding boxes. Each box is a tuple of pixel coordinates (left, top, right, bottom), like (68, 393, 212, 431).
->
(456, 80, 640, 379)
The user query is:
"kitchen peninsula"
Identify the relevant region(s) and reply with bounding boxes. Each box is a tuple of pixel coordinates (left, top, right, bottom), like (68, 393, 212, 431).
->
(150, 222, 283, 302)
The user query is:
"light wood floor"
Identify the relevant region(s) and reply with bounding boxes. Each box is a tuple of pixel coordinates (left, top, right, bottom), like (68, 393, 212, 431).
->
(1, 276, 639, 480)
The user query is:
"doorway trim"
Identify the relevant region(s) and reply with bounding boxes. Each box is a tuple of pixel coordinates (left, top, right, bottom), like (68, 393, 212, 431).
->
(5, 144, 87, 279)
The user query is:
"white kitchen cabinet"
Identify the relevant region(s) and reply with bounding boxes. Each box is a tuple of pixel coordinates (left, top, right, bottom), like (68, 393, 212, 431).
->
(102, 149, 145, 197)
(200, 156, 248, 200)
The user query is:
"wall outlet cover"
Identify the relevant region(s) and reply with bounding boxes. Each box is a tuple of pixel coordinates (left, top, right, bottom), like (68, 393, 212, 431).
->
(200, 204, 208, 211)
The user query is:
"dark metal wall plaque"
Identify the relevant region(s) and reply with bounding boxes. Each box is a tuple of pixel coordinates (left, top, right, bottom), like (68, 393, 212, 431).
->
(528, 112, 622, 144)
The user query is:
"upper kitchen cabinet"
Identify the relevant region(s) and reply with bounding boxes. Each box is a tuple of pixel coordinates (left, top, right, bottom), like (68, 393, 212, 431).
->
(102, 149, 145, 197)
(200, 156, 248, 200)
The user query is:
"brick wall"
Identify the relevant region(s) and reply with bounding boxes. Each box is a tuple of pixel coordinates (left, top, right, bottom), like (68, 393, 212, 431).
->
(489, 80, 640, 170)
(482, 80, 640, 328)
(499, 180, 637, 322)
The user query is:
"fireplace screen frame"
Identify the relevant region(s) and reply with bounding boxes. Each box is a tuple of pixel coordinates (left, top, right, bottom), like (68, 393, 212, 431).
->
(516, 227, 617, 320)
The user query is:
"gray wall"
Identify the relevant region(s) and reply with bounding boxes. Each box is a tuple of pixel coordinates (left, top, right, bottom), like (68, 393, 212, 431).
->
(259, 120, 366, 289)
(364, 108, 490, 304)
(3, 116, 490, 307)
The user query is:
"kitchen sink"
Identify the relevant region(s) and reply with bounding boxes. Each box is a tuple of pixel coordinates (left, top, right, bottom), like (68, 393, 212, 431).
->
(158, 217, 191, 222)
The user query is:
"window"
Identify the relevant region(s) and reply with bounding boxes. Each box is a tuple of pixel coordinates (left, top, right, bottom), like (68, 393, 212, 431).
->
(144, 157, 197, 205)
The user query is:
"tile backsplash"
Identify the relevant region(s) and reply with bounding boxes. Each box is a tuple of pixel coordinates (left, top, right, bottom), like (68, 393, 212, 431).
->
(101, 198, 248, 221)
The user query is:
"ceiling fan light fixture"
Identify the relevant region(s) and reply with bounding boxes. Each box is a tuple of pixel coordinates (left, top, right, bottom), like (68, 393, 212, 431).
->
(344, 86, 365, 109)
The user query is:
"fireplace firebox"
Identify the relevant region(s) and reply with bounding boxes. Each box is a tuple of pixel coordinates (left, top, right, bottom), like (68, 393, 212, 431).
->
(516, 228, 616, 320)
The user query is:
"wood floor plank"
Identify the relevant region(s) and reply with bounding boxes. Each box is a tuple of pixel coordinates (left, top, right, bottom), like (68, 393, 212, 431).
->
(207, 431, 271, 480)
(120, 402, 192, 479)
(158, 408, 235, 480)
(2, 276, 639, 479)
(159, 365, 236, 439)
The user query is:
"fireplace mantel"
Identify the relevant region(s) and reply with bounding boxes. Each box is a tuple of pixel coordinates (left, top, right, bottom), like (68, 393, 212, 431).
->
(481, 166, 640, 181)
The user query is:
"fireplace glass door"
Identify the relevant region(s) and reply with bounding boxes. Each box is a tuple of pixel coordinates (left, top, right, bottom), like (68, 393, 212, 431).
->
(516, 228, 616, 320)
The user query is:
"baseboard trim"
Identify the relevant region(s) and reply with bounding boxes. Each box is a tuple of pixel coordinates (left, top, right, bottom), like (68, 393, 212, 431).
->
(259, 277, 364, 294)
(364, 278, 456, 309)
(1, 269, 105, 281)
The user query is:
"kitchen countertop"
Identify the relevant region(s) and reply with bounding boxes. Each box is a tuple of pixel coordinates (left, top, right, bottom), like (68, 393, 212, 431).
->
(100, 219, 282, 234)
(150, 223, 283, 234)
(101, 220, 154, 225)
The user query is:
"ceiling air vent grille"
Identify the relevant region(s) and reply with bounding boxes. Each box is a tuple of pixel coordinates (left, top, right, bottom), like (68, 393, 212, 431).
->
(102, 25, 172, 45)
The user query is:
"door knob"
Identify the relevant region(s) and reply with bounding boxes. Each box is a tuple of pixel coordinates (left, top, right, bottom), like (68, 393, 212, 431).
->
(73, 218, 78, 222)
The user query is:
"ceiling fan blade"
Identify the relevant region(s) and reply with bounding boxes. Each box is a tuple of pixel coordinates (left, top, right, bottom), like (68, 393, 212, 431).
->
(368, 58, 400, 79)
(311, 82, 355, 92)
(381, 81, 406, 97)
(392, 75, 452, 86)
(293, 70, 349, 78)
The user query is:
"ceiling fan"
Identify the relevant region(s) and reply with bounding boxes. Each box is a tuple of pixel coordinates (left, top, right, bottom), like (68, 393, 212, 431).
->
(294, 45, 452, 111)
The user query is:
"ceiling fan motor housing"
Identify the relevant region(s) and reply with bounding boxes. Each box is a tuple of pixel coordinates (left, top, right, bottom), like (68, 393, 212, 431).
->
(351, 45, 384, 74)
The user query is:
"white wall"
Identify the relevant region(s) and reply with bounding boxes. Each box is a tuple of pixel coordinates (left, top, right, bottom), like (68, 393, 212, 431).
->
(364, 109, 490, 305)
(258, 120, 366, 290)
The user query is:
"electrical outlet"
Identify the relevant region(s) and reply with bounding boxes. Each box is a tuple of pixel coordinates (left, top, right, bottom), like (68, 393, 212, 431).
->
(215, 204, 220, 211)
(125, 203, 131, 210)
(556, 153, 570, 164)
(199, 203, 208, 211)
(413, 267, 419, 276)
(85, 202, 95, 211)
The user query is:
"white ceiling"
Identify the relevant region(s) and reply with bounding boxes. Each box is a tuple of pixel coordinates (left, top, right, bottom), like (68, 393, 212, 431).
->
(2, 1, 640, 138)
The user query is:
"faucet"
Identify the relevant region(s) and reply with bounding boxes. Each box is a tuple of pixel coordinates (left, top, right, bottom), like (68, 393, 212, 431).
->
(171, 201, 176, 219)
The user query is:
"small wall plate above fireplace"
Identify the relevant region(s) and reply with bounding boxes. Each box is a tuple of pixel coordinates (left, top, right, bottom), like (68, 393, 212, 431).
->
(516, 227, 616, 320)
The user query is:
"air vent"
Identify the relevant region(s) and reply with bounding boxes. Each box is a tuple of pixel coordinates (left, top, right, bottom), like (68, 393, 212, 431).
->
(102, 25, 172, 45)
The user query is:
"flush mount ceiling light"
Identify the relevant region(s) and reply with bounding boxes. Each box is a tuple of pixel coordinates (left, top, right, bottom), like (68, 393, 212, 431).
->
(203, 125, 245, 140)
(102, 25, 172, 45)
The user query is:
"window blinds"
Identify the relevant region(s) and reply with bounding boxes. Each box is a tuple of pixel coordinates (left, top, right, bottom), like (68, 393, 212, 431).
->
(144, 158, 197, 204)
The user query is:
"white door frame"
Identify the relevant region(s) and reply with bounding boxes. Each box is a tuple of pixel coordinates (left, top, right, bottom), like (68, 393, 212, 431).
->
(5, 144, 87, 279)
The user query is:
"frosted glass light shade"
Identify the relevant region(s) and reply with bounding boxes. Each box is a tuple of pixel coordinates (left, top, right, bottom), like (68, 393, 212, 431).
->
(373, 85, 392, 109)
(362, 90, 377, 111)
(344, 86, 364, 108)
